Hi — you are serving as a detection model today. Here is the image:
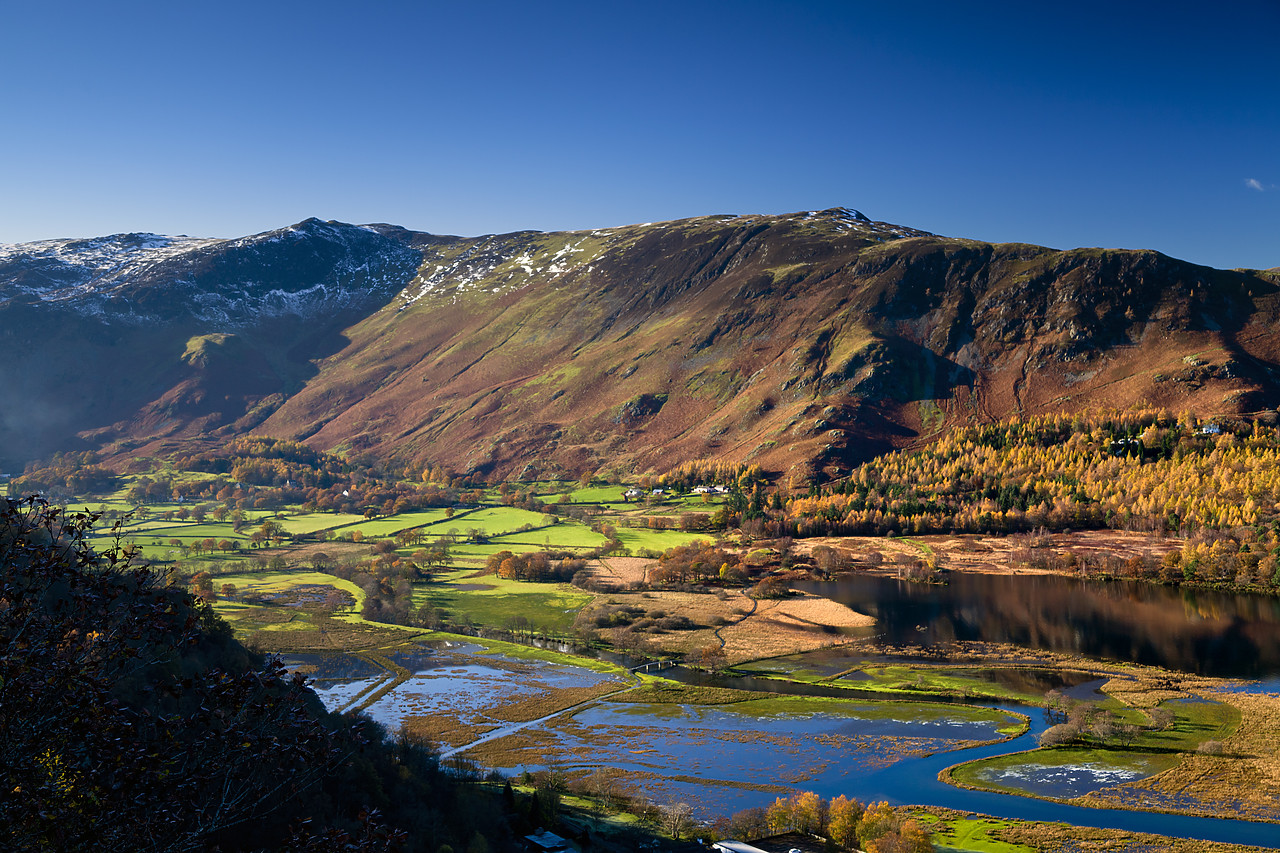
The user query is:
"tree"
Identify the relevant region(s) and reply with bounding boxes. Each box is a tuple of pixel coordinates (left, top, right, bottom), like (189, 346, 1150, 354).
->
(725, 806, 769, 841)
(828, 795, 864, 849)
(858, 802, 931, 853)
(0, 497, 339, 852)
(865, 820, 932, 853)
(658, 801, 694, 840)
(791, 790, 826, 835)
(766, 795, 794, 833)
(687, 643, 728, 672)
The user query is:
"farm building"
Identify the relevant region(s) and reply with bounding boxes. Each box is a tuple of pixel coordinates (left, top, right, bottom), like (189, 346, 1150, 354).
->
(524, 829, 576, 851)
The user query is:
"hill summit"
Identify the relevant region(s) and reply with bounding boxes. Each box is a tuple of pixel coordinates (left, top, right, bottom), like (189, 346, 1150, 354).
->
(3, 209, 1278, 479)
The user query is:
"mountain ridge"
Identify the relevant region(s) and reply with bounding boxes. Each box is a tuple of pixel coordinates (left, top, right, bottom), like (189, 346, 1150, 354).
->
(4, 209, 1278, 479)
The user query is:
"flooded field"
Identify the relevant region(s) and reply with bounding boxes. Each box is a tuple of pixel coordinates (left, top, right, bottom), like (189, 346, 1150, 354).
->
(968, 753, 1169, 799)
(734, 646, 1104, 703)
(464, 696, 1021, 817)
(286, 640, 1026, 816)
(283, 641, 628, 742)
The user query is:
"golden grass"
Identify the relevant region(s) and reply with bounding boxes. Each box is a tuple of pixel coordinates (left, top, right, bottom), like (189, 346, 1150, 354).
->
(485, 681, 630, 723)
(402, 715, 499, 748)
(589, 588, 872, 664)
(915, 806, 1273, 852)
(718, 593, 872, 663)
(588, 556, 652, 587)
(461, 729, 591, 766)
(1078, 690, 1280, 823)
(243, 612, 425, 653)
(795, 529, 1180, 576)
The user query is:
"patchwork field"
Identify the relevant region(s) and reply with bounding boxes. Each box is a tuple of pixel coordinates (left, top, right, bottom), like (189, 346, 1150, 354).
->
(415, 570, 594, 634)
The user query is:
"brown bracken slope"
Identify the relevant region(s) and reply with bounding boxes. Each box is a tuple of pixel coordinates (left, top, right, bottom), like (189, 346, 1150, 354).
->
(250, 209, 1280, 482)
(3, 209, 1277, 479)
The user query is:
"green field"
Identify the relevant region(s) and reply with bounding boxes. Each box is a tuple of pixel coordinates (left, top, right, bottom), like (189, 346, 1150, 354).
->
(486, 522, 611, 548)
(614, 527, 713, 554)
(327, 508, 468, 538)
(733, 660, 1049, 704)
(712, 694, 1022, 727)
(275, 511, 368, 534)
(915, 814, 1036, 852)
(144, 521, 249, 539)
(51, 475, 729, 638)
(455, 506, 555, 532)
(210, 570, 367, 608)
(414, 570, 592, 634)
(554, 485, 630, 504)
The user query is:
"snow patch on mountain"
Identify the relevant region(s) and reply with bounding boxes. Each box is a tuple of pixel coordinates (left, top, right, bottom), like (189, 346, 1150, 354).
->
(396, 232, 606, 309)
(0, 220, 422, 326)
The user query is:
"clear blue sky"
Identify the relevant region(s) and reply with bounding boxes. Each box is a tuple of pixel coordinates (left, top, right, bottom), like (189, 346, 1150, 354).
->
(2, 1, 1276, 269)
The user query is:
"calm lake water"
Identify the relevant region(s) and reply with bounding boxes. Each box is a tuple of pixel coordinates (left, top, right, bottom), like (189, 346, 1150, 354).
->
(800, 573, 1280, 678)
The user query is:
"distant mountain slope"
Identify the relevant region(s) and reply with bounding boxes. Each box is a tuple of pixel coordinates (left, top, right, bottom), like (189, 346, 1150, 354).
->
(3, 210, 1278, 479)
(0, 220, 422, 469)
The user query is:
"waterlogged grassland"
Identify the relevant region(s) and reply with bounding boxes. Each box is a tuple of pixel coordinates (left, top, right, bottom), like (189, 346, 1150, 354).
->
(951, 747, 1177, 799)
(463, 687, 1022, 817)
(414, 570, 593, 633)
(446, 632, 626, 676)
(947, 696, 1240, 803)
(601, 689, 1026, 732)
(330, 640, 632, 747)
(735, 657, 1047, 704)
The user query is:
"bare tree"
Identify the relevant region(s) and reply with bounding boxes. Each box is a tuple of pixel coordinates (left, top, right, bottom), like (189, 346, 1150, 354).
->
(659, 801, 695, 840)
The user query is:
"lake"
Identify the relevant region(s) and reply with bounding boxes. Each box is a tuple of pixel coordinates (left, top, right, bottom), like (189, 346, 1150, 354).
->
(801, 572, 1280, 678)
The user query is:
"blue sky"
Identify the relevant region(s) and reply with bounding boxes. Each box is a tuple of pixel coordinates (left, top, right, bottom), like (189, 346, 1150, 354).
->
(2, 1, 1276, 269)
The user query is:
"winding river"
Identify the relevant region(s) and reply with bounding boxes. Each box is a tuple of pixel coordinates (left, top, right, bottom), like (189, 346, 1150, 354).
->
(289, 572, 1280, 847)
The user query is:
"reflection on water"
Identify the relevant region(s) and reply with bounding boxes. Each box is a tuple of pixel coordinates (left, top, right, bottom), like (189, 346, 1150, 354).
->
(801, 574, 1280, 677)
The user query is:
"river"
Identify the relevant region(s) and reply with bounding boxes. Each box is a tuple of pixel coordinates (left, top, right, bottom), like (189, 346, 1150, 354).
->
(289, 572, 1280, 847)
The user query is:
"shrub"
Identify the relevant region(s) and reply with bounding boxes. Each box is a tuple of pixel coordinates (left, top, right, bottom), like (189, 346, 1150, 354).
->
(1039, 722, 1082, 747)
